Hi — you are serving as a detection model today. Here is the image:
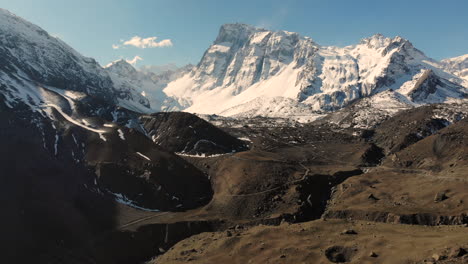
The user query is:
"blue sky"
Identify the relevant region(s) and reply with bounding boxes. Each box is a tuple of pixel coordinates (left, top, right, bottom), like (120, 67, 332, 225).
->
(1, 0, 467, 67)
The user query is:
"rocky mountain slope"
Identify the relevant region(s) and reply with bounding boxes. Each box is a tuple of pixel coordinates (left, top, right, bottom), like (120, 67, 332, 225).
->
(0, 8, 152, 114)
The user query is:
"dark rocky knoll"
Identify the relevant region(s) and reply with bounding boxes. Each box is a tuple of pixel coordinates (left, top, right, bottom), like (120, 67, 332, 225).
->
(84, 126, 213, 211)
(373, 104, 452, 154)
(386, 117, 468, 170)
(141, 112, 248, 155)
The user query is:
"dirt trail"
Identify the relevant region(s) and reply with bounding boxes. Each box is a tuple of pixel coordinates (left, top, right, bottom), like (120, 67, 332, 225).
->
(119, 212, 171, 229)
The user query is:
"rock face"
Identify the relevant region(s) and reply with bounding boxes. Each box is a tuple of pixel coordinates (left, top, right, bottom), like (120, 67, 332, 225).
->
(164, 24, 467, 118)
(140, 112, 248, 155)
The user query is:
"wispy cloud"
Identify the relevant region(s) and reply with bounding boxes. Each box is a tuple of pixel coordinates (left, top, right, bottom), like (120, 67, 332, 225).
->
(257, 6, 289, 29)
(126, 55, 143, 66)
(51, 33, 63, 39)
(112, 36, 173, 49)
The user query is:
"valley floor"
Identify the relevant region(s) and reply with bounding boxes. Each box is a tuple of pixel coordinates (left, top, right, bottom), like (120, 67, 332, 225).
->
(93, 113, 468, 264)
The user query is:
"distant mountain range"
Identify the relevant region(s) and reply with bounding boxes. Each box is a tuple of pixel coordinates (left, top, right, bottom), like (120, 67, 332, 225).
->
(1, 9, 466, 121)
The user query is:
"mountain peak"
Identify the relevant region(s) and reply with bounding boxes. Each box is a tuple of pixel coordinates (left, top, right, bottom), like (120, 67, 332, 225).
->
(219, 23, 260, 32)
(139, 63, 179, 75)
(105, 59, 133, 68)
(0, 8, 24, 20)
(105, 59, 137, 76)
(359, 33, 412, 50)
(215, 23, 265, 44)
(442, 54, 468, 63)
(0, 8, 14, 16)
(0, 8, 51, 40)
(361, 34, 390, 48)
(214, 23, 311, 49)
(0, 8, 120, 103)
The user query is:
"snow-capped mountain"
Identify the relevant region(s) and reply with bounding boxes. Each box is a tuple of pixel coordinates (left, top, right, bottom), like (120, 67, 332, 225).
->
(164, 24, 467, 118)
(0, 8, 466, 122)
(0, 8, 151, 114)
(441, 54, 468, 85)
(139, 63, 180, 75)
(105, 59, 191, 111)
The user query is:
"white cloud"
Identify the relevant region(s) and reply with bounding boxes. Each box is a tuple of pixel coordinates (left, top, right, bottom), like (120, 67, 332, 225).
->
(51, 33, 64, 40)
(257, 6, 289, 30)
(126, 55, 143, 66)
(113, 36, 173, 49)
